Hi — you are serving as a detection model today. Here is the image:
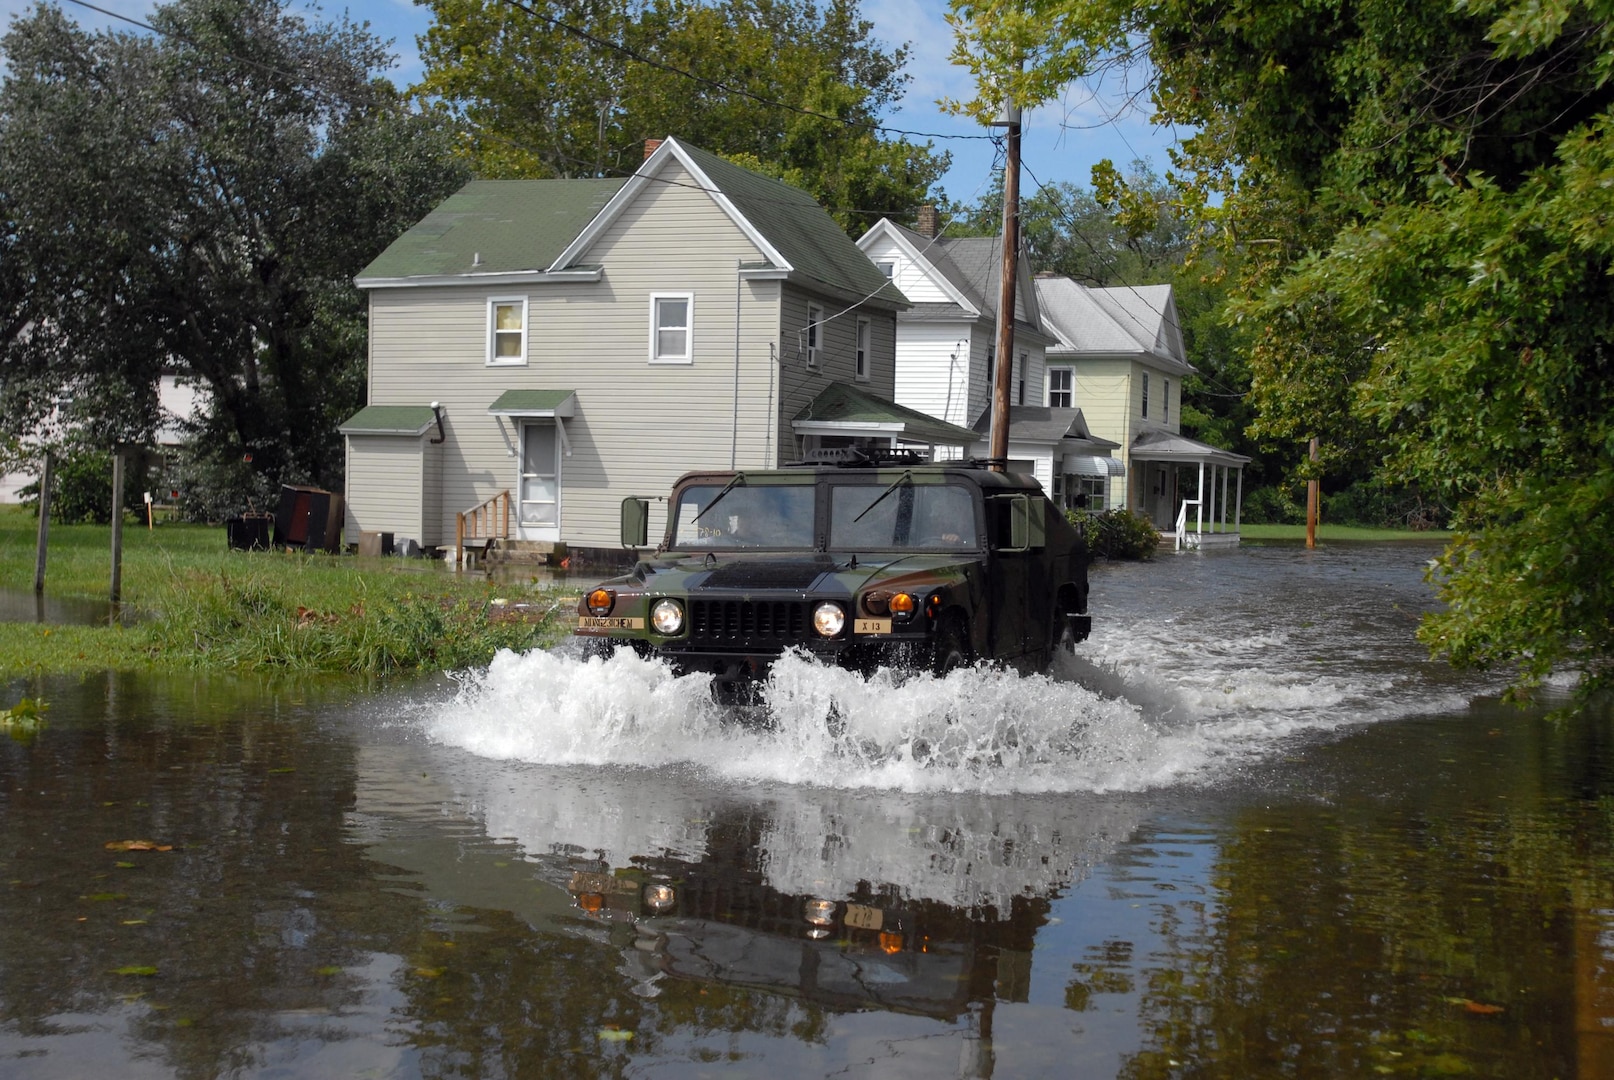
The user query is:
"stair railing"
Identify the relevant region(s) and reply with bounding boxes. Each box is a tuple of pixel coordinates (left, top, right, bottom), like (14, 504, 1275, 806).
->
(455, 490, 511, 569)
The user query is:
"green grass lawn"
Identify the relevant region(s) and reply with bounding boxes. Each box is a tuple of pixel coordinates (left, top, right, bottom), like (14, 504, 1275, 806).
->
(1238, 523, 1453, 543)
(0, 506, 574, 677)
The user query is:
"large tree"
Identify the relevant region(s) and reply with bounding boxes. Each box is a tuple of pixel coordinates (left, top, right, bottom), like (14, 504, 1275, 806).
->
(948, 0, 1614, 702)
(413, 0, 948, 232)
(0, 0, 468, 498)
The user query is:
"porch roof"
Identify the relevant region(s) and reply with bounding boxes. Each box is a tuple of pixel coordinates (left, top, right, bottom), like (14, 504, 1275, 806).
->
(486, 389, 578, 417)
(1130, 429, 1250, 468)
(792, 381, 977, 446)
(339, 405, 437, 437)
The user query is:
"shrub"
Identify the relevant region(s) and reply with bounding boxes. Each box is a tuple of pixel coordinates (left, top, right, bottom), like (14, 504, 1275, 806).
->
(1242, 484, 1306, 524)
(167, 442, 280, 523)
(18, 443, 149, 524)
(1071, 508, 1160, 560)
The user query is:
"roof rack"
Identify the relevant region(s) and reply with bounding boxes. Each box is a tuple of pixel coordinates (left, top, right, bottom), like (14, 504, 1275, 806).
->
(787, 447, 935, 468)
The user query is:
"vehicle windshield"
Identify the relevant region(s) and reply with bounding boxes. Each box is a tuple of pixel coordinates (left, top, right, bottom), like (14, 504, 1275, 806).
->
(671, 483, 817, 549)
(829, 482, 976, 551)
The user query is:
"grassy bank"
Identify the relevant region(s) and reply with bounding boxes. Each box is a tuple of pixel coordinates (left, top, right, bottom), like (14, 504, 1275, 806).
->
(0, 507, 576, 677)
(1238, 523, 1452, 543)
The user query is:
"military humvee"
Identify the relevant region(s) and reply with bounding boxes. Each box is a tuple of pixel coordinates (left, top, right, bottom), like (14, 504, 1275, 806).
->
(574, 449, 1091, 696)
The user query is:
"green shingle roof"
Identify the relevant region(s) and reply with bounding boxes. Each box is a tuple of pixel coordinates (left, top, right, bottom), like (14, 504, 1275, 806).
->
(486, 389, 577, 415)
(339, 405, 438, 436)
(358, 179, 626, 280)
(793, 382, 978, 446)
(678, 143, 907, 306)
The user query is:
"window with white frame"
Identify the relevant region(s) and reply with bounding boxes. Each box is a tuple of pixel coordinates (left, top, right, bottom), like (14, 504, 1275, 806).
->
(855, 318, 871, 381)
(1142, 371, 1151, 419)
(650, 293, 693, 363)
(1017, 351, 1027, 405)
(806, 304, 823, 368)
(1048, 367, 1073, 408)
(875, 260, 895, 279)
(1163, 378, 1171, 423)
(488, 297, 527, 365)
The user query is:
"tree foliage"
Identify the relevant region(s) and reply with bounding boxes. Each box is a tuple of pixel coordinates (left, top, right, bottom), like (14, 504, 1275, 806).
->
(413, 0, 948, 232)
(0, 0, 469, 500)
(948, 0, 1614, 701)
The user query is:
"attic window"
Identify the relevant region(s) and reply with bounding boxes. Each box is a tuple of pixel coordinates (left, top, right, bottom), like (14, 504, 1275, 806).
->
(876, 260, 895, 279)
(650, 293, 693, 364)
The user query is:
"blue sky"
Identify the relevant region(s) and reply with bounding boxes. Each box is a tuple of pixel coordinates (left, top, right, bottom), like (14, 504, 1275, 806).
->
(2, 0, 1185, 209)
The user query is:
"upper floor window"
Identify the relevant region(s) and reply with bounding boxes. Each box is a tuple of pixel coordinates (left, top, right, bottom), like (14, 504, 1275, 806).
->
(1163, 378, 1171, 423)
(1048, 367, 1073, 408)
(650, 293, 693, 364)
(1017, 352, 1027, 405)
(806, 304, 824, 369)
(875, 260, 895, 279)
(986, 344, 995, 390)
(855, 318, 871, 381)
(1142, 371, 1151, 419)
(488, 297, 527, 365)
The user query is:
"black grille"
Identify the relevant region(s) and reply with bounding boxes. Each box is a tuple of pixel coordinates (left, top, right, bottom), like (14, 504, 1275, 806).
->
(689, 599, 808, 644)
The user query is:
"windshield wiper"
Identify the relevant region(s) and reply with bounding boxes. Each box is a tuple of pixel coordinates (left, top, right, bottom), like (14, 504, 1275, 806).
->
(852, 469, 912, 523)
(691, 472, 747, 523)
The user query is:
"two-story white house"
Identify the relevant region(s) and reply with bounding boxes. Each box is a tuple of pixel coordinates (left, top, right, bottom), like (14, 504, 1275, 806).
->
(341, 138, 976, 558)
(854, 214, 1055, 448)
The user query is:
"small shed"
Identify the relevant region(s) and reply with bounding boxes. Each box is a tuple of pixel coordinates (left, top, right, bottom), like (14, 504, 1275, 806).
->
(339, 404, 443, 551)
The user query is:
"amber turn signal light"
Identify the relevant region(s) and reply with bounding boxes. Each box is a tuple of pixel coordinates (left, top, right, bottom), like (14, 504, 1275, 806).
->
(586, 588, 615, 616)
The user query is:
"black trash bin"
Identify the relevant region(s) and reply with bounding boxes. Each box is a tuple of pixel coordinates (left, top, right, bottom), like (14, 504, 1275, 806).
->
(225, 515, 272, 551)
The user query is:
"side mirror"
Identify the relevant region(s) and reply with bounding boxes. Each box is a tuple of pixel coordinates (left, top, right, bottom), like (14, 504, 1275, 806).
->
(620, 497, 649, 547)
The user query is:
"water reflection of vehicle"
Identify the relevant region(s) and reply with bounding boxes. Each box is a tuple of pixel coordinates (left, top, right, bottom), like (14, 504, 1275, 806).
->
(562, 852, 1045, 1020)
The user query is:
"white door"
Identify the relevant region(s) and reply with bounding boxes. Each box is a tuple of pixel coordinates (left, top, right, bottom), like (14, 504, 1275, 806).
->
(518, 421, 560, 541)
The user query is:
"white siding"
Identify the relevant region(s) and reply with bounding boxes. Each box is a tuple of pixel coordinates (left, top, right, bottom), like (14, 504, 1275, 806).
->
(892, 321, 972, 428)
(859, 234, 956, 304)
(775, 287, 899, 462)
(344, 436, 428, 545)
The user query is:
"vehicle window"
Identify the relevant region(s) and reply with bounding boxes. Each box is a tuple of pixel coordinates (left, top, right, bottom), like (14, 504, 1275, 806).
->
(829, 483, 976, 550)
(671, 484, 816, 548)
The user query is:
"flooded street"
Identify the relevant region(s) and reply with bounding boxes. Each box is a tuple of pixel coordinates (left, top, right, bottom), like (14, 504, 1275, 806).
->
(4, 541, 1613, 1078)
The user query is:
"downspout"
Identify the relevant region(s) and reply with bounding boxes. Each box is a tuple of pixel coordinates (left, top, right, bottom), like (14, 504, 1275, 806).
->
(766, 343, 776, 466)
(731, 260, 742, 468)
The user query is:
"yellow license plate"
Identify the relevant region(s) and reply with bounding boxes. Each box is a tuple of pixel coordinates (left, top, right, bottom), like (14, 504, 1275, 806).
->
(844, 903, 883, 930)
(568, 871, 639, 897)
(578, 616, 644, 630)
(854, 618, 892, 635)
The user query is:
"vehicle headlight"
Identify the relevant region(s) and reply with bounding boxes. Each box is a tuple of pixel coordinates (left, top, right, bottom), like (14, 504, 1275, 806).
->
(585, 588, 615, 616)
(804, 898, 837, 927)
(813, 601, 846, 637)
(643, 884, 676, 913)
(889, 592, 917, 622)
(650, 599, 685, 635)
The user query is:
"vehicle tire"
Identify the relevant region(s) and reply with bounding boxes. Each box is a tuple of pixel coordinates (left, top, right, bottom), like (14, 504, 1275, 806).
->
(931, 618, 969, 676)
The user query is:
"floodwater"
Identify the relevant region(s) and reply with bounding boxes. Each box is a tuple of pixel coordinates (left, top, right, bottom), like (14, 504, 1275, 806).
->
(4, 542, 1613, 1078)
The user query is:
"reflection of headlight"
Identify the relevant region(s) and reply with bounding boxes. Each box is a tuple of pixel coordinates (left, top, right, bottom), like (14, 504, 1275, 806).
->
(812, 602, 845, 637)
(650, 599, 685, 635)
(804, 898, 837, 927)
(643, 884, 676, 913)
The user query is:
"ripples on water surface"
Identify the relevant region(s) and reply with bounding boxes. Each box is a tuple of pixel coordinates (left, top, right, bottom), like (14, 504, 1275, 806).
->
(4, 541, 1612, 1080)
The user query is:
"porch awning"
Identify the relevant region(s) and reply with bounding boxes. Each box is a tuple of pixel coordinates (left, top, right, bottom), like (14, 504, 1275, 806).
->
(1066, 454, 1126, 477)
(339, 405, 437, 437)
(486, 389, 577, 418)
(793, 381, 977, 447)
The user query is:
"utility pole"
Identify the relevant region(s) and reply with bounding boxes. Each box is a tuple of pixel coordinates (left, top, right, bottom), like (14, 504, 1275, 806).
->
(988, 97, 1022, 471)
